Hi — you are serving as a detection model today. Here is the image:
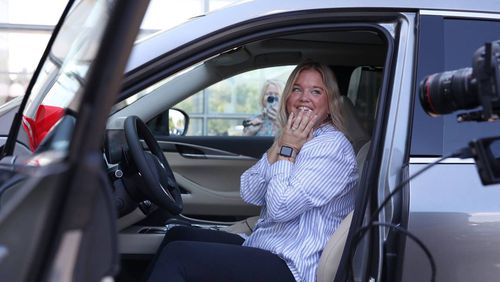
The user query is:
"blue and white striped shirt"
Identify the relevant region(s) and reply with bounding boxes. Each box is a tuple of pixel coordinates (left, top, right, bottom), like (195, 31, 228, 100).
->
(240, 123, 358, 282)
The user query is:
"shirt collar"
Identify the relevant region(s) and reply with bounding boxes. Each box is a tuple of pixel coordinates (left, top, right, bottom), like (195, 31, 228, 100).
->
(312, 123, 336, 137)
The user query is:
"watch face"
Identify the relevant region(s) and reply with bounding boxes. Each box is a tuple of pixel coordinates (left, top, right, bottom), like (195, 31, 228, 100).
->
(280, 146, 294, 157)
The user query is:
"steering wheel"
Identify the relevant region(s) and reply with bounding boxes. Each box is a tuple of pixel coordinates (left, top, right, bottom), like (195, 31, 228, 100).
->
(123, 115, 183, 214)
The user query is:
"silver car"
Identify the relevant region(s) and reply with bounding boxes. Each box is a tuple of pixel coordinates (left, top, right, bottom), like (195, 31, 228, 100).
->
(0, 0, 500, 281)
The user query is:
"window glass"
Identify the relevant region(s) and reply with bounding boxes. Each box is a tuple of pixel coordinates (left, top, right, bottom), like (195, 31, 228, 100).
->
(187, 118, 203, 136)
(173, 66, 294, 136)
(139, 0, 239, 38)
(176, 91, 204, 114)
(207, 118, 245, 136)
(20, 0, 113, 152)
(0, 0, 67, 25)
(0, 31, 51, 104)
(411, 17, 500, 156)
(347, 66, 383, 135)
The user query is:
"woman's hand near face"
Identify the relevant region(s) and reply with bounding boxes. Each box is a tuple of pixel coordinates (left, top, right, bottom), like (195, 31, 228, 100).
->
(266, 105, 278, 122)
(267, 111, 318, 164)
(281, 110, 317, 150)
(266, 105, 281, 130)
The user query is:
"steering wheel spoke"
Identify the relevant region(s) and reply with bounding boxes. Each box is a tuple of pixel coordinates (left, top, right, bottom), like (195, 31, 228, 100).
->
(124, 115, 183, 214)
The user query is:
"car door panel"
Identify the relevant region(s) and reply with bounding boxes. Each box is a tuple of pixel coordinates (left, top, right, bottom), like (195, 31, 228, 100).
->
(156, 136, 272, 218)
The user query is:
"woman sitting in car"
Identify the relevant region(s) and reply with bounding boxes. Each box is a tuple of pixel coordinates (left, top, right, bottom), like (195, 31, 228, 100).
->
(147, 61, 358, 282)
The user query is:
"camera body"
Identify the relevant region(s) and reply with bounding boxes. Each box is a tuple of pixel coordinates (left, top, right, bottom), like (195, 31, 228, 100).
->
(419, 40, 500, 185)
(419, 40, 500, 122)
(266, 95, 279, 111)
(267, 95, 279, 105)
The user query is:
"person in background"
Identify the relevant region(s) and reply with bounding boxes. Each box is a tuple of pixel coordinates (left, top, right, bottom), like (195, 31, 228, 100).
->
(146, 61, 358, 282)
(243, 79, 283, 136)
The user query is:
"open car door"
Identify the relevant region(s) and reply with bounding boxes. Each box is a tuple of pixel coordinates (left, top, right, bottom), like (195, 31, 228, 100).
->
(0, 0, 149, 281)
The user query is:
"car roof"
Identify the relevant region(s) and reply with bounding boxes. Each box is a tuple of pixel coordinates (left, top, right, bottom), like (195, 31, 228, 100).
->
(126, 0, 500, 73)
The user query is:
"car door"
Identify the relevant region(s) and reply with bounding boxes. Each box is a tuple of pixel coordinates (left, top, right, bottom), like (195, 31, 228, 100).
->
(144, 66, 295, 219)
(0, 0, 149, 280)
(402, 12, 500, 282)
(111, 8, 398, 227)
(110, 10, 399, 281)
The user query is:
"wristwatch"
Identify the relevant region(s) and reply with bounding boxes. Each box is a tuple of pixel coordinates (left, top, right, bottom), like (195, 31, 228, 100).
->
(279, 145, 297, 158)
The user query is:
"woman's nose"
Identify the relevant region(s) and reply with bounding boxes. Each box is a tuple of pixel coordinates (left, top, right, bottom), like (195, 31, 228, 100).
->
(299, 92, 311, 102)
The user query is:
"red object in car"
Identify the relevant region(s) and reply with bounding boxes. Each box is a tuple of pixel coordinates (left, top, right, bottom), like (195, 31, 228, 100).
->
(22, 105, 65, 151)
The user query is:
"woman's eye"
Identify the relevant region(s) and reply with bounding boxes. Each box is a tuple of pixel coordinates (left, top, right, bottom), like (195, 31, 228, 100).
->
(292, 87, 302, 93)
(312, 89, 322, 95)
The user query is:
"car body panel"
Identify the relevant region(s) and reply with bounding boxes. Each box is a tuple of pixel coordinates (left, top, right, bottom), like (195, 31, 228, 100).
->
(404, 161, 500, 281)
(126, 0, 500, 75)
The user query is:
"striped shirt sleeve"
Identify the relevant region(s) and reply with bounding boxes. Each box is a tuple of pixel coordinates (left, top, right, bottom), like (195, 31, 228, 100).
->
(240, 153, 272, 206)
(265, 134, 356, 222)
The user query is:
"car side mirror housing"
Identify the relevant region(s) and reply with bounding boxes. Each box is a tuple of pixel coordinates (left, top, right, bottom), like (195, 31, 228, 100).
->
(147, 108, 189, 136)
(168, 108, 189, 136)
(470, 136, 500, 185)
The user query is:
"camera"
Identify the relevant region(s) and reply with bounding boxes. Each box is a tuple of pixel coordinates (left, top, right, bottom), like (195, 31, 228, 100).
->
(419, 40, 500, 122)
(267, 95, 279, 105)
(419, 40, 500, 185)
(265, 95, 279, 112)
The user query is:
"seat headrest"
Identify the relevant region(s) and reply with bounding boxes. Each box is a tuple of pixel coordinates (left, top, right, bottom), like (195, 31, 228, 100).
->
(340, 96, 370, 153)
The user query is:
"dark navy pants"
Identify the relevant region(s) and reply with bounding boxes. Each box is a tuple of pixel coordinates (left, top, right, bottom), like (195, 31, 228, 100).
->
(145, 226, 296, 282)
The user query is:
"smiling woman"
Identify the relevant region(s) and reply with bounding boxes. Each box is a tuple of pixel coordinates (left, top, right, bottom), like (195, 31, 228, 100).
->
(281, 62, 344, 132)
(145, 62, 358, 282)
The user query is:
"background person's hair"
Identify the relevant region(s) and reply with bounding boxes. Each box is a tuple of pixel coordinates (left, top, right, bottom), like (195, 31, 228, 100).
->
(260, 79, 283, 108)
(277, 61, 345, 134)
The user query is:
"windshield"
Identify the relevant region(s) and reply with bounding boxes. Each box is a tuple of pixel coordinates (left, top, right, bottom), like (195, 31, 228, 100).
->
(20, 0, 114, 152)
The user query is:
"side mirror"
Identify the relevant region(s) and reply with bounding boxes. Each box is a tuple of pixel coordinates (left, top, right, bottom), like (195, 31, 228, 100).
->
(168, 108, 189, 136)
(470, 136, 500, 185)
(147, 108, 189, 136)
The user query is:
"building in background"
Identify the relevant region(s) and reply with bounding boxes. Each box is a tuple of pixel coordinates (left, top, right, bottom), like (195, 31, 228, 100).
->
(0, 0, 237, 105)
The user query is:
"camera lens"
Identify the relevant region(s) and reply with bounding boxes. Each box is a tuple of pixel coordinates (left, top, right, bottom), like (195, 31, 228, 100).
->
(419, 67, 478, 116)
(267, 96, 278, 104)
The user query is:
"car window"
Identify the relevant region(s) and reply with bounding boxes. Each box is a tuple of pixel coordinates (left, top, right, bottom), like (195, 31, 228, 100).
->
(19, 0, 113, 152)
(347, 66, 383, 135)
(149, 66, 294, 136)
(411, 16, 500, 156)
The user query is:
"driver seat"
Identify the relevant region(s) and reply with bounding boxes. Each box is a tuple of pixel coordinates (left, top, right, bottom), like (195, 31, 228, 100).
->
(223, 211, 354, 281)
(223, 140, 371, 281)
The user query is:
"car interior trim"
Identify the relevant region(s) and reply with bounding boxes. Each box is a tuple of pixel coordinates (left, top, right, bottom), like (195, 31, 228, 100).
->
(179, 153, 254, 160)
(157, 140, 256, 160)
(122, 20, 394, 100)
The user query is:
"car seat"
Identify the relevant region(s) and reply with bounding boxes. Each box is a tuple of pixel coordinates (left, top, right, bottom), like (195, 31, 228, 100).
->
(340, 96, 370, 154)
(223, 139, 371, 281)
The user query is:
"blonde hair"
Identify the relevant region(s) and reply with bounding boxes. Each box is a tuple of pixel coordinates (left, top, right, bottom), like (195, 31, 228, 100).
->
(277, 62, 345, 134)
(260, 79, 283, 108)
